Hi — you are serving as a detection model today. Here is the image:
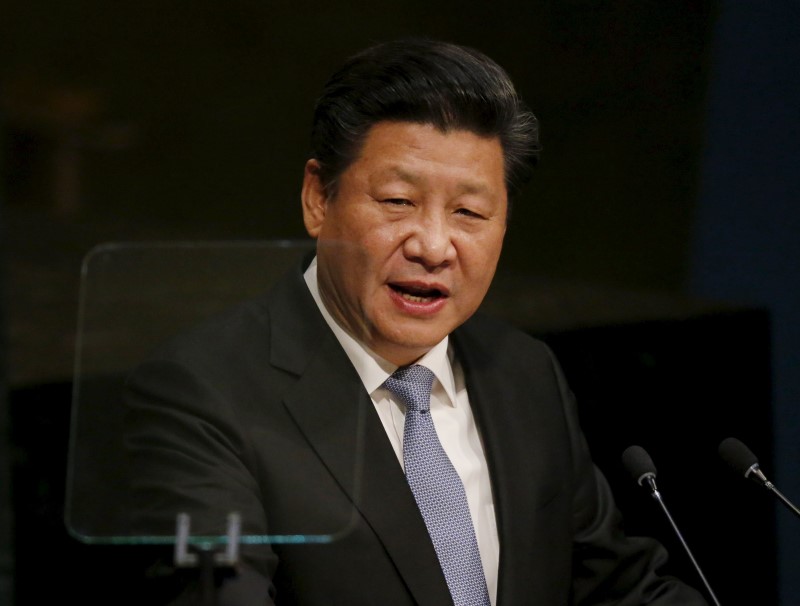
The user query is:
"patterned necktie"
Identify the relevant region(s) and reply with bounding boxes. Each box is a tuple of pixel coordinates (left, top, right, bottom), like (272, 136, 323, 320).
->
(384, 365, 490, 606)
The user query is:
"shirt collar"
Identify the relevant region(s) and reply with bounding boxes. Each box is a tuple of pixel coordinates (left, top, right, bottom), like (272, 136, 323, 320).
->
(303, 256, 457, 406)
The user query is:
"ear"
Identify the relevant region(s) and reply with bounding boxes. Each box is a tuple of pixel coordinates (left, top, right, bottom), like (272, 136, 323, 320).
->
(301, 159, 328, 238)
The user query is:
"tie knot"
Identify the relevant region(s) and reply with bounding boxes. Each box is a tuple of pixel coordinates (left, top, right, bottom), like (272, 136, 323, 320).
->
(383, 365, 435, 412)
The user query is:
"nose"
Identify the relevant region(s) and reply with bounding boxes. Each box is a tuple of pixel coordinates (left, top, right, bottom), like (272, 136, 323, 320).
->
(402, 210, 456, 269)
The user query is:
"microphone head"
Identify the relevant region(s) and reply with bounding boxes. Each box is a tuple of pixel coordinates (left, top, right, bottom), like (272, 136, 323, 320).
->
(718, 437, 759, 477)
(622, 445, 657, 486)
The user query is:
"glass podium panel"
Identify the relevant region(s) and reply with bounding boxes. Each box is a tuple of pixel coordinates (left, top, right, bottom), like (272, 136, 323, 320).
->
(66, 240, 368, 549)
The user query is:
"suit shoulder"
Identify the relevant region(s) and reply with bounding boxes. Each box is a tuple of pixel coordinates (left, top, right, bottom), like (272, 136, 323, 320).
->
(458, 312, 552, 356)
(130, 264, 325, 383)
(142, 292, 273, 372)
(455, 312, 561, 382)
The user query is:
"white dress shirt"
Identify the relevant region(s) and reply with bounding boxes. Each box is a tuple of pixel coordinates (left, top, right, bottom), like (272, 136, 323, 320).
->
(304, 257, 500, 604)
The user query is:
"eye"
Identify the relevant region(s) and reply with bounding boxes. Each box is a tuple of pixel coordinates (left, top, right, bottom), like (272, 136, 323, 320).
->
(455, 207, 485, 219)
(382, 198, 412, 206)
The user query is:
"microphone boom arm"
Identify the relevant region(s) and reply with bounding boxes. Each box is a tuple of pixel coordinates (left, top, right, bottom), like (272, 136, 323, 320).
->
(748, 464, 800, 519)
(647, 482, 721, 606)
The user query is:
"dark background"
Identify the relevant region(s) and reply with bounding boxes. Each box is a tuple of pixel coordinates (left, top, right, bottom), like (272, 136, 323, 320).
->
(2, 1, 798, 604)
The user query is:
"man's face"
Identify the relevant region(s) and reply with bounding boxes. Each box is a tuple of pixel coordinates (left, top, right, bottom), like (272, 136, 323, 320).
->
(302, 121, 507, 366)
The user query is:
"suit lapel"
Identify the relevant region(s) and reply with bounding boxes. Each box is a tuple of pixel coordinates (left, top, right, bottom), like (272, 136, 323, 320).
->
(453, 321, 564, 605)
(268, 267, 453, 605)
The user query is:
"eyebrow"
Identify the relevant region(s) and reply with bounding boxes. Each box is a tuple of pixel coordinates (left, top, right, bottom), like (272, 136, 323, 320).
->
(375, 166, 492, 196)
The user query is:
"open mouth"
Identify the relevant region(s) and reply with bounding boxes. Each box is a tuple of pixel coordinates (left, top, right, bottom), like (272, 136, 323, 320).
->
(389, 283, 447, 303)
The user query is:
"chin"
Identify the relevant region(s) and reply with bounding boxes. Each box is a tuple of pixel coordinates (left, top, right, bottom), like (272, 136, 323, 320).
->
(392, 336, 446, 356)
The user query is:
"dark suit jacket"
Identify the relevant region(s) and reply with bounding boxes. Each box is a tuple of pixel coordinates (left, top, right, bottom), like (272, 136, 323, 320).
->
(124, 264, 706, 605)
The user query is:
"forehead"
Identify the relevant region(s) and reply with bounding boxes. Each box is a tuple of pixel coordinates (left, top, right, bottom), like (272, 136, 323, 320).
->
(346, 121, 506, 190)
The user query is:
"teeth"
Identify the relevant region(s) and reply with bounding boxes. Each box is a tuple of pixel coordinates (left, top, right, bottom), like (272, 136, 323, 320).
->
(401, 292, 434, 302)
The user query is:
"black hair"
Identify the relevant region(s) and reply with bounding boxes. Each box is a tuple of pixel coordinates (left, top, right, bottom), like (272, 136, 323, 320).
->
(310, 39, 540, 199)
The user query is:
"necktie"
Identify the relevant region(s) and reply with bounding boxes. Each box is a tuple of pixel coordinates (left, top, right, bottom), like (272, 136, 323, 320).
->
(384, 365, 490, 606)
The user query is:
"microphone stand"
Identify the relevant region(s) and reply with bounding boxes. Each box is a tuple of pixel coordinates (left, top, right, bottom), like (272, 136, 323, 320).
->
(746, 464, 800, 520)
(641, 476, 722, 606)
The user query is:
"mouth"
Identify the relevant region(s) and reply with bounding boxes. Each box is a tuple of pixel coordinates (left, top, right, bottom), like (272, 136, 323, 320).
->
(388, 282, 449, 303)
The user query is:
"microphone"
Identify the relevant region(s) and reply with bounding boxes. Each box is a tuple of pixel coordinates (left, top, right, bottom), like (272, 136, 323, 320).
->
(621, 444, 658, 491)
(621, 446, 721, 606)
(718, 437, 800, 519)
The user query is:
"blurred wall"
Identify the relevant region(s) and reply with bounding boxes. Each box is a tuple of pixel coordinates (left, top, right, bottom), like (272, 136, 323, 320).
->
(690, 2, 800, 603)
(0, 98, 14, 606)
(2, 1, 715, 275)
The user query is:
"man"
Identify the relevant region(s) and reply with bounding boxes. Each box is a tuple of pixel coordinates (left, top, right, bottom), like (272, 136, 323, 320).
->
(125, 39, 707, 604)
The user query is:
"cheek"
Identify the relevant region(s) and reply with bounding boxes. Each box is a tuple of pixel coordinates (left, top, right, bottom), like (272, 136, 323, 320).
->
(457, 245, 503, 302)
(358, 226, 410, 274)
(462, 233, 504, 273)
(366, 228, 399, 252)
